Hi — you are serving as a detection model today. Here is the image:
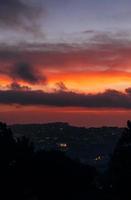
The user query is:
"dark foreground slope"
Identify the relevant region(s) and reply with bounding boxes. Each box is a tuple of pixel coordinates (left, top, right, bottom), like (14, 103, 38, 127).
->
(0, 122, 99, 200)
(0, 121, 131, 199)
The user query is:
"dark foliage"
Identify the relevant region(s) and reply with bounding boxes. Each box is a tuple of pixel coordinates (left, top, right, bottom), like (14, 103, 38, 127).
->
(0, 122, 98, 200)
(108, 120, 131, 200)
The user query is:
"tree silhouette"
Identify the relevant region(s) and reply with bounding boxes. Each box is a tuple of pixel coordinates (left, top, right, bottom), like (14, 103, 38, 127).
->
(109, 120, 131, 200)
(0, 122, 16, 164)
(0, 122, 35, 199)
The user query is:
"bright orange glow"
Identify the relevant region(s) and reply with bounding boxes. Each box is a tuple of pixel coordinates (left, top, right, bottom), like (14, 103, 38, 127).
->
(1, 69, 131, 93)
(46, 70, 131, 93)
(1, 64, 131, 126)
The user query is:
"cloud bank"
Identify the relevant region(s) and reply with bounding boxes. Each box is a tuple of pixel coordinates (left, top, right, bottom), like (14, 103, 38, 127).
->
(0, 88, 131, 109)
(0, 33, 131, 73)
(11, 62, 46, 84)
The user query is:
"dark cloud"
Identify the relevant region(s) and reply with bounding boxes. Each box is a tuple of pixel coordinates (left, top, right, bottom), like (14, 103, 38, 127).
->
(82, 30, 96, 34)
(7, 82, 31, 91)
(125, 88, 131, 94)
(0, 88, 131, 109)
(55, 82, 68, 91)
(0, 0, 43, 33)
(0, 60, 47, 84)
(11, 62, 46, 84)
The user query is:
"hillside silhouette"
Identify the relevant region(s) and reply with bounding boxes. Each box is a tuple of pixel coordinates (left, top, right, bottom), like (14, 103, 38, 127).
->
(0, 121, 131, 199)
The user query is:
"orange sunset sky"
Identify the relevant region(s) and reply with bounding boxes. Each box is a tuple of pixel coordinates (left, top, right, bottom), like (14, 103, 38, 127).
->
(0, 0, 131, 126)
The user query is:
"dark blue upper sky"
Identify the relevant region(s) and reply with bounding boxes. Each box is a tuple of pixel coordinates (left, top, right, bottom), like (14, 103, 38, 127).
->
(0, 0, 131, 43)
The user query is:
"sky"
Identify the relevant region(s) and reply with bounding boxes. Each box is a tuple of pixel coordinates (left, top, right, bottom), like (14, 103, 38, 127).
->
(0, 0, 131, 126)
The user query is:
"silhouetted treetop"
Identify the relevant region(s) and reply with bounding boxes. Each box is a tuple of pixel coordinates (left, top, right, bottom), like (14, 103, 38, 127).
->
(108, 120, 131, 199)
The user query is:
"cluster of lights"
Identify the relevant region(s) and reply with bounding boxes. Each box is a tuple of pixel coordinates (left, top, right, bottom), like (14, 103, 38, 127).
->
(95, 156, 102, 161)
(59, 143, 68, 148)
